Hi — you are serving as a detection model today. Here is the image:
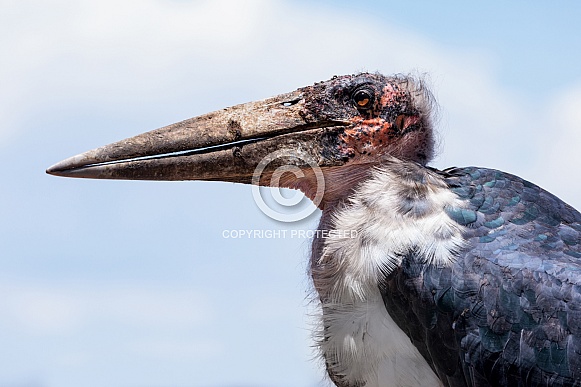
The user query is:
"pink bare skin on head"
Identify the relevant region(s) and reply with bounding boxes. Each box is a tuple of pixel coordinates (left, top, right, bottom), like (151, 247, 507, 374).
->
(276, 76, 435, 208)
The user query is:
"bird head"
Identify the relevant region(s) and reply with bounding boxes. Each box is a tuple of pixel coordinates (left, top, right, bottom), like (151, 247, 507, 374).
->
(47, 73, 435, 207)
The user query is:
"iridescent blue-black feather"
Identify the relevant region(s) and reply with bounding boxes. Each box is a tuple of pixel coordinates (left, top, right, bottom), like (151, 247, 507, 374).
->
(380, 167, 581, 386)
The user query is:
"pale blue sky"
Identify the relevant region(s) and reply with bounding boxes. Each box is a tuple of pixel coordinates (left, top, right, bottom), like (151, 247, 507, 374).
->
(1, 1, 580, 386)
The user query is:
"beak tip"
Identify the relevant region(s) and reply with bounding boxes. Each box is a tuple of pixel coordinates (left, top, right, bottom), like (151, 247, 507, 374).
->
(46, 154, 91, 177)
(46, 161, 72, 177)
(46, 163, 64, 176)
(45, 164, 93, 179)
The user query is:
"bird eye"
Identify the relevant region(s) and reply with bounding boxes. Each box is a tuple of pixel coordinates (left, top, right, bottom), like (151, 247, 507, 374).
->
(352, 89, 374, 110)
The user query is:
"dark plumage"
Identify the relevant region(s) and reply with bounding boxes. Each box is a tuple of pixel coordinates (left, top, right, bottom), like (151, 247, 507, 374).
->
(382, 167, 581, 386)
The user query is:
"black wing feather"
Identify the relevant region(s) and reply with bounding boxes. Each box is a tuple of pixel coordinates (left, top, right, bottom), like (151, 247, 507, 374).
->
(380, 167, 581, 386)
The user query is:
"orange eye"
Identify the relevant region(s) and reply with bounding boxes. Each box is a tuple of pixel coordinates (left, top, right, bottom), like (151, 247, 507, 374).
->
(353, 89, 373, 110)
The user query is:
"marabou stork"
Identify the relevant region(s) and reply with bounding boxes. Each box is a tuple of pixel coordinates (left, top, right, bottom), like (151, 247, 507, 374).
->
(47, 73, 581, 387)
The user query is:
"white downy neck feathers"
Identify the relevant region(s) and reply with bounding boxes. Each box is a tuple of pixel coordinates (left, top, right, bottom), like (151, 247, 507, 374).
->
(311, 161, 467, 387)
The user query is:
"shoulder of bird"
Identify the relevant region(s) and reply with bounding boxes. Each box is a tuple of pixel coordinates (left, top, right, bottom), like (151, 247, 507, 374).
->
(381, 166, 581, 386)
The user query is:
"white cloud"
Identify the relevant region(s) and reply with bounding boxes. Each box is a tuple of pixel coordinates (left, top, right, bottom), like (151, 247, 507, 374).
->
(533, 83, 581, 208)
(2, 285, 84, 335)
(0, 281, 213, 335)
(127, 337, 222, 359)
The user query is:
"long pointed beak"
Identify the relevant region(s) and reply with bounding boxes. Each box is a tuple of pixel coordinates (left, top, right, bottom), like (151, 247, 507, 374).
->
(46, 89, 350, 184)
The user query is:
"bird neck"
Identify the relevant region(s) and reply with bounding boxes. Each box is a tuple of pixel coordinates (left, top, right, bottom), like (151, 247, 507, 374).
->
(311, 158, 467, 302)
(311, 159, 458, 387)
